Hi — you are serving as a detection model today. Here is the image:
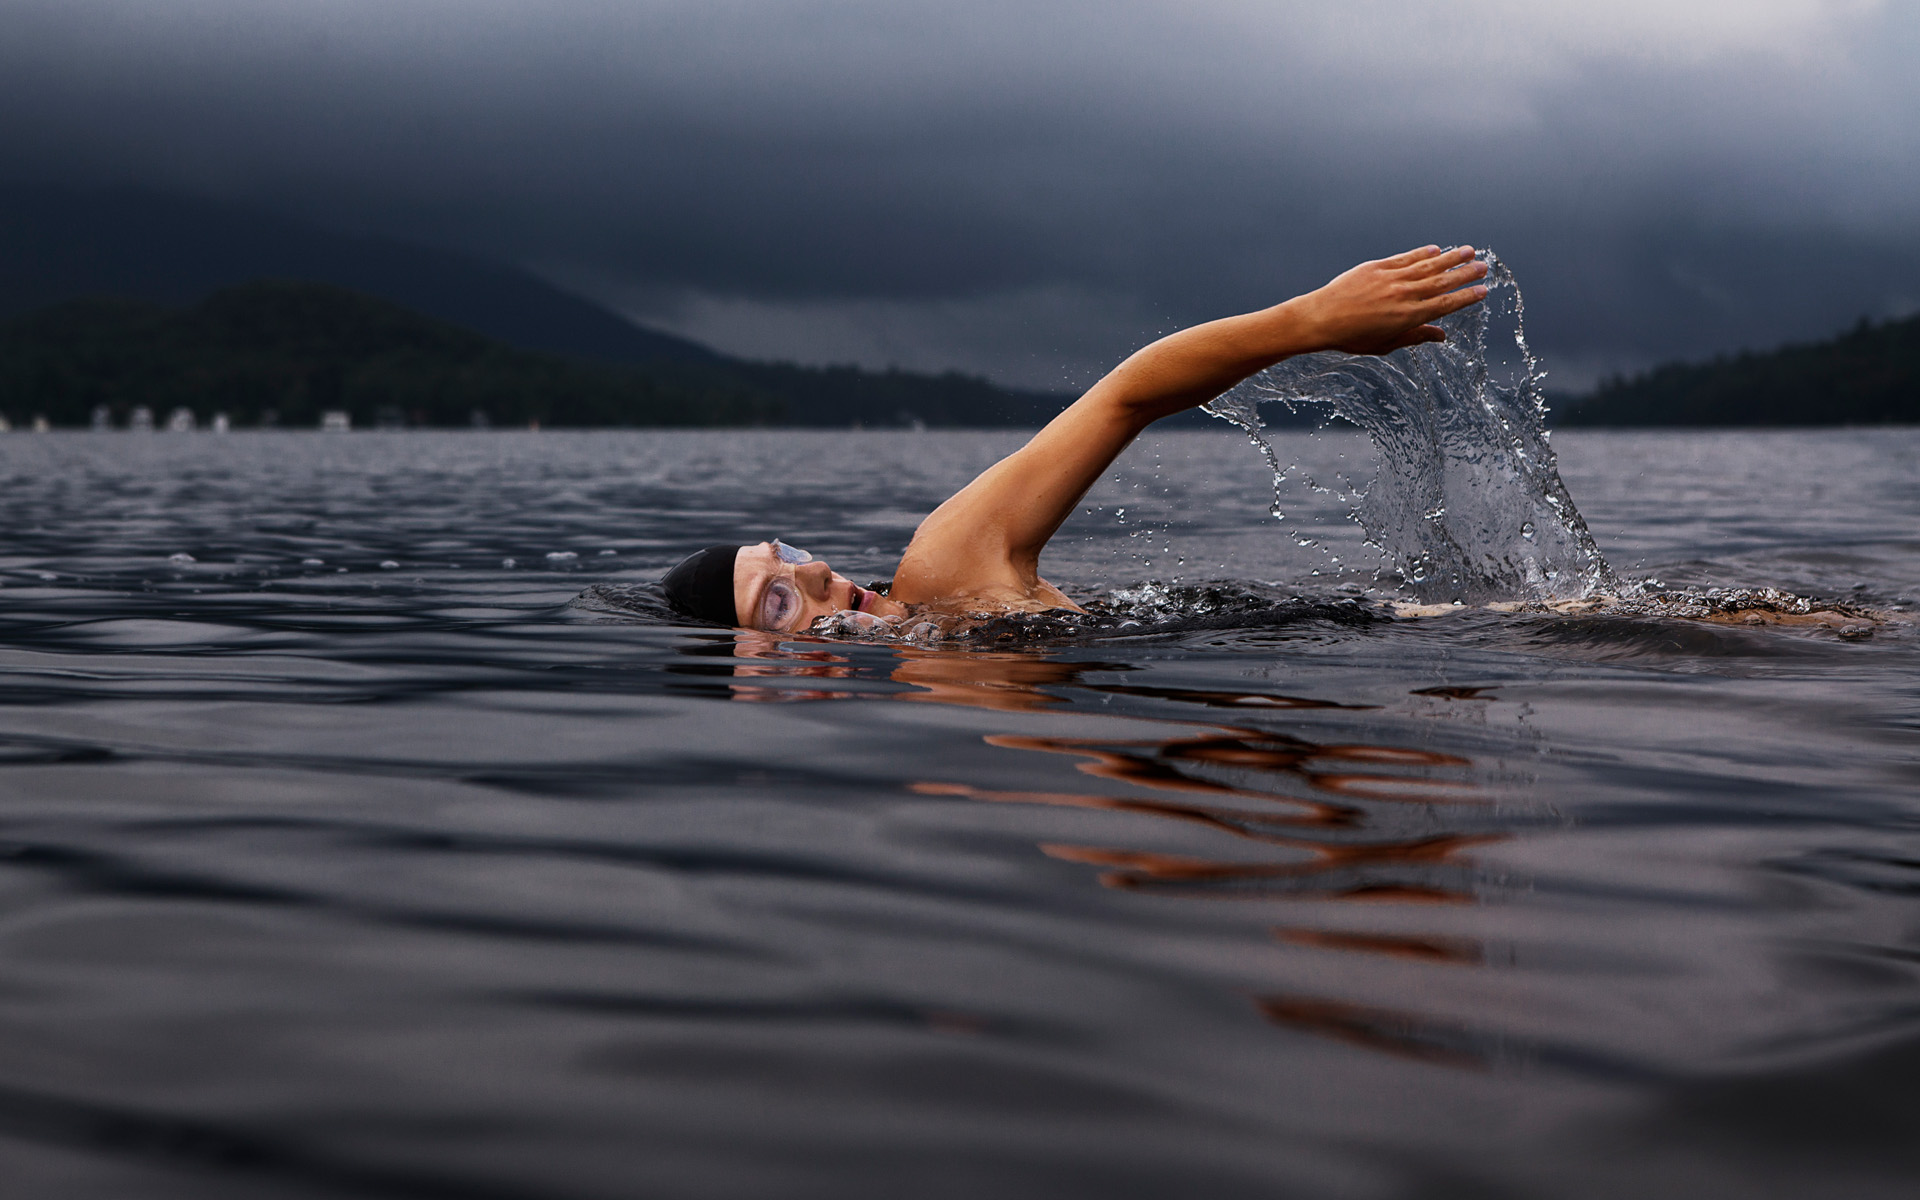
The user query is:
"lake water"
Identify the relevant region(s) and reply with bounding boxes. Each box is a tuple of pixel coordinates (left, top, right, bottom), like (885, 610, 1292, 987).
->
(0, 426, 1915, 1199)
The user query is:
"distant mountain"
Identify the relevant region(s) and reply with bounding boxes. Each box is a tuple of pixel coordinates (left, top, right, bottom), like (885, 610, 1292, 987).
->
(0, 282, 777, 429)
(0, 280, 1069, 430)
(0, 185, 1071, 427)
(0, 184, 719, 366)
(1557, 313, 1920, 426)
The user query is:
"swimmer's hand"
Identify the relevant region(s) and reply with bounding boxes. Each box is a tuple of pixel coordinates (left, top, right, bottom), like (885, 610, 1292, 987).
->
(1295, 245, 1490, 357)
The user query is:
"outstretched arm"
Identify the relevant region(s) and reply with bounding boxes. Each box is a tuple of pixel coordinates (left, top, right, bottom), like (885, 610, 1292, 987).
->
(890, 245, 1490, 608)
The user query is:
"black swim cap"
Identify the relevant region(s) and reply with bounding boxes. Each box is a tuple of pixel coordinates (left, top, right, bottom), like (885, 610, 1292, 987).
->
(660, 544, 741, 625)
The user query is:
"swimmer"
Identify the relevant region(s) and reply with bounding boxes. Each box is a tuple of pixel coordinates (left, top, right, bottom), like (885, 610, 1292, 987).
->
(662, 245, 1491, 632)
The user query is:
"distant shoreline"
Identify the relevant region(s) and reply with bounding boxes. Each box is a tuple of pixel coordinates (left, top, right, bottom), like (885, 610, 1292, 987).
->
(1552, 312, 1919, 427)
(0, 281, 1070, 432)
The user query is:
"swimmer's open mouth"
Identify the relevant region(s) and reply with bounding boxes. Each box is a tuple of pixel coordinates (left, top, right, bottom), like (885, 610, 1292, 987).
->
(850, 585, 871, 612)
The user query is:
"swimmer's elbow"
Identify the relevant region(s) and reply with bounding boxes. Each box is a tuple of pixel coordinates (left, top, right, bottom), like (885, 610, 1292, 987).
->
(1094, 362, 1244, 428)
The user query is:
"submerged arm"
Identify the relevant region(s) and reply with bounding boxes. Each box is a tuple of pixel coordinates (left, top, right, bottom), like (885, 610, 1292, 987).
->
(891, 245, 1490, 606)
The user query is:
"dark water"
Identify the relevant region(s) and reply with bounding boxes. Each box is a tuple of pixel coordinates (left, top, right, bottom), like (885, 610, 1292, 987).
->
(0, 427, 1916, 1199)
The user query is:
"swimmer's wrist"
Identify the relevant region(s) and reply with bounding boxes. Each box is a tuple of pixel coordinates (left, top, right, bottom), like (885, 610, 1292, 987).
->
(1270, 291, 1339, 357)
(1208, 296, 1322, 372)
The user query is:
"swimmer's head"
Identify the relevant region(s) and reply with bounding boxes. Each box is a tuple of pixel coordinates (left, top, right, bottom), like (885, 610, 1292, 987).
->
(659, 544, 741, 626)
(661, 540, 906, 631)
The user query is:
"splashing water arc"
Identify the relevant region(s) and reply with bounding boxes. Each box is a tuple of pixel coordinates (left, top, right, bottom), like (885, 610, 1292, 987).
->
(1205, 250, 1618, 605)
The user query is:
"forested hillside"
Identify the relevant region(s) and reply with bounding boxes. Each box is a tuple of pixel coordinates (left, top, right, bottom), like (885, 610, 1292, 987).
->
(0, 282, 1065, 429)
(1559, 313, 1920, 426)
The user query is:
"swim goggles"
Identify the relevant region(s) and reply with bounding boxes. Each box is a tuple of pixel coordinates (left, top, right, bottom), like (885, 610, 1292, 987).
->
(756, 539, 815, 631)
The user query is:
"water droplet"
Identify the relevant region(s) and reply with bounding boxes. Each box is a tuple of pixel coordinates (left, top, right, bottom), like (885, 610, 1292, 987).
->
(168, 553, 196, 565)
(501, 558, 516, 569)
(546, 551, 579, 562)
(301, 558, 324, 566)
(379, 561, 399, 570)
(1521, 522, 1535, 540)
(597, 549, 617, 556)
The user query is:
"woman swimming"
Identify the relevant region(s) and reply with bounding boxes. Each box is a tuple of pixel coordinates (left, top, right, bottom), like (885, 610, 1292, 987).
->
(661, 244, 1491, 631)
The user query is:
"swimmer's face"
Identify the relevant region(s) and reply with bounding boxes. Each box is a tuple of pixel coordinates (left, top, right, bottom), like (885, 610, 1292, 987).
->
(732, 541, 908, 632)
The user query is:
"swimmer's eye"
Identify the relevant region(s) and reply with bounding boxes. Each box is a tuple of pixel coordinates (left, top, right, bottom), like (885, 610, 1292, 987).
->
(759, 578, 801, 630)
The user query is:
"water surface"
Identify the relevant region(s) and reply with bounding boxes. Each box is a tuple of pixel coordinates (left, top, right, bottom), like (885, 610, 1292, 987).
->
(0, 427, 1915, 1198)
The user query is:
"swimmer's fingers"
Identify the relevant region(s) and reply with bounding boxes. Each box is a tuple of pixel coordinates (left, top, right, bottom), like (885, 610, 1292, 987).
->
(1380, 244, 1443, 269)
(1423, 258, 1489, 295)
(1418, 278, 1490, 322)
(1397, 244, 1466, 280)
(1403, 246, 1483, 285)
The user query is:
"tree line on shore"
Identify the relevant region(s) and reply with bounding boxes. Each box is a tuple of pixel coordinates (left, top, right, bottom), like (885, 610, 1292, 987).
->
(0, 280, 1066, 431)
(1555, 311, 1920, 426)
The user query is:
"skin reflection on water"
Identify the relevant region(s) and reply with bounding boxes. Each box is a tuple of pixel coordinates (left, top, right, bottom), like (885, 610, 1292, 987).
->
(699, 632, 1515, 1066)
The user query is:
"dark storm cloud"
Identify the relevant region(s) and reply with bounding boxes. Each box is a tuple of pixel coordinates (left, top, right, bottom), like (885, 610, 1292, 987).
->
(2, 0, 1916, 385)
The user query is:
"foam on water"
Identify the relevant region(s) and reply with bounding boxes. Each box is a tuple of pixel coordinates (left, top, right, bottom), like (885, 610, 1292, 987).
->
(1205, 250, 1620, 605)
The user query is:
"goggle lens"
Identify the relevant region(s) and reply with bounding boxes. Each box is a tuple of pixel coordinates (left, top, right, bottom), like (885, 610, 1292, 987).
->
(760, 577, 801, 630)
(754, 540, 817, 631)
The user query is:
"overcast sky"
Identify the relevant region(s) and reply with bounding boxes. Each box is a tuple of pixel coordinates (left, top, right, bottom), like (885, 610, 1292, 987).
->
(2, 0, 1916, 387)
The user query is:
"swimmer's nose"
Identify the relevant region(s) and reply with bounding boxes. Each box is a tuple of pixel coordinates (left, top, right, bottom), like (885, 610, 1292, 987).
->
(795, 560, 834, 597)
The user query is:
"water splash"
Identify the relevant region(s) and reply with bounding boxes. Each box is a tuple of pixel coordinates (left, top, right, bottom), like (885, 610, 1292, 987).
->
(1205, 250, 1618, 605)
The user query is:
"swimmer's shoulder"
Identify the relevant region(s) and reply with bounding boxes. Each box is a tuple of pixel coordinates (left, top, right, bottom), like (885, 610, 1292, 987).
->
(890, 562, 1082, 616)
(891, 512, 1083, 614)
